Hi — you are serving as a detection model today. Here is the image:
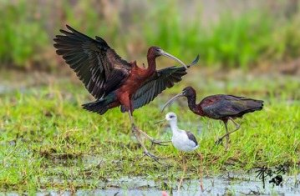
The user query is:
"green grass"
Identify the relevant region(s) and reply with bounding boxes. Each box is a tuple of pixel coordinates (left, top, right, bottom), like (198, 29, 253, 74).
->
(0, 70, 299, 192)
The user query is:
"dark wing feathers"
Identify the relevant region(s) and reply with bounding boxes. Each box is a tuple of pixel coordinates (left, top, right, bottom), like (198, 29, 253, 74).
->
(186, 131, 198, 146)
(121, 55, 199, 111)
(202, 95, 264, 118)
(53, 25, 131, 99)
(220, 96, 264, 117)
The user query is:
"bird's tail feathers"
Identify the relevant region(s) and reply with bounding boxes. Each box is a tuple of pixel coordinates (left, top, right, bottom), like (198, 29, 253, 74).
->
(245, 99, 264, 111)
(82, 94, 116, 115)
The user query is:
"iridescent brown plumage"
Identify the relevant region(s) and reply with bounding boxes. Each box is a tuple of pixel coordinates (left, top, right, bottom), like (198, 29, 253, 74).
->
(162, 86, 264, 149)
(53, 25, 199, 160)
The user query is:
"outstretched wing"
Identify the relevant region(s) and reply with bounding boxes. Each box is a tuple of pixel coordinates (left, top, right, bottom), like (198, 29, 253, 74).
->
(121, 55, 199, 112)
(53, 25, 131, 99)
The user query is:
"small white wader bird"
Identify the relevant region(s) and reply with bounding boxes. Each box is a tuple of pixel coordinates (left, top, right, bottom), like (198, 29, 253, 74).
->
(165, 112, 199, 152)
(165, 112, 203, 192)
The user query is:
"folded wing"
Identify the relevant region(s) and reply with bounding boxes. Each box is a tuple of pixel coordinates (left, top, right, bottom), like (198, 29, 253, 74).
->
(202, 95, 264, 118)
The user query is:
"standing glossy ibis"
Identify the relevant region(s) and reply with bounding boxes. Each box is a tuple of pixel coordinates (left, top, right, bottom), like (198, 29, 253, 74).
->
(53, 25, 199, 160)
(165, 112, 203, 191)
(162, 86, 264, 149)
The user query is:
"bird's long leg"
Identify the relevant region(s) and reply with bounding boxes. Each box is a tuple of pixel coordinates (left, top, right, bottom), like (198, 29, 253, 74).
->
(128, 111, 162, 162)
(197, 152, 204, 192)
(215, 121, 229, 148)
(225, 122, 229, 150)
(138, 129, 170, 147)
(132, 117, 170, 146)
(127, 109, 169, 146)
(230, 117, 241, 131)
(215, 118, 241, 147)
(178, 152, 186, 193)
(128, 110, 135, 126)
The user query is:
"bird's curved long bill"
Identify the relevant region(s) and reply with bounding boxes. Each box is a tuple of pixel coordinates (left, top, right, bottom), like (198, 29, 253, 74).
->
(159, 50, 187, 69)
(161, 93, 184, 112)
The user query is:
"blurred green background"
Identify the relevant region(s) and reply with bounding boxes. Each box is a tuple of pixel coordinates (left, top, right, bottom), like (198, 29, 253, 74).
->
(1, 0, 300, 71)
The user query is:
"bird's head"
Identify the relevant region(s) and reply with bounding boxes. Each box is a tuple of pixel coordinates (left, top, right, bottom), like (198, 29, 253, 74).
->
(181, 86, 196, 98)
(165, 112, 177, 122)
(148, 46, 187, 69)
(161, 86, 196, 112)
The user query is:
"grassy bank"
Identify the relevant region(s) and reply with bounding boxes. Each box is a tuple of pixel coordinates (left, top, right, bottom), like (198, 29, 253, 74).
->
(0, 70, 299, 192)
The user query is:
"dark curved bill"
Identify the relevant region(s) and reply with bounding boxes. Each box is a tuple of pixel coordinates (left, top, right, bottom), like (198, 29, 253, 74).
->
(159, 49, 188, 69)
(161, 93, 184, 112)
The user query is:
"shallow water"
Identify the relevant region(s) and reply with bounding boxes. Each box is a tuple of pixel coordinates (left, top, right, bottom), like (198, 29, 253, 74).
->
(3, 173, 299, 196)
(0, 84, 27, 95)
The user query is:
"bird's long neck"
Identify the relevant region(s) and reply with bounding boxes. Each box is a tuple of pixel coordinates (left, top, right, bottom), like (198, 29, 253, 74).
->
(187, 94, 202, 116)
(147, 56, 156, 73)
(169, 120, 179, 135)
